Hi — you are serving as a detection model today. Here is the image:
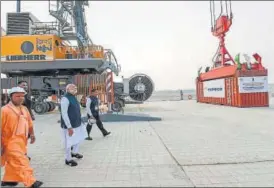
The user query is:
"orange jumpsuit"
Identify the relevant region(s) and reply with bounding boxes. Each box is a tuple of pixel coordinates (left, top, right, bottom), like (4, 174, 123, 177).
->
(1, 102, 36, 187)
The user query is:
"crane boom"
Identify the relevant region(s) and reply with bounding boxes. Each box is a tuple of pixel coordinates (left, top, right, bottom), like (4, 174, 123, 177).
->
(74, 0, 89, 47)
(49, 0, 92, 48)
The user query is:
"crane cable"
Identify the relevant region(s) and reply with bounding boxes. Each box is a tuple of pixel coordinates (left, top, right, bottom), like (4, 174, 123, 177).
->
(209, 0, 233, 65)
(225, 1, 229, 16)
(225, 0, 233, 18)
(210, 0, 219, 64)
(229, 0, 233, 19)
(209, 1, 213, 31)
(209, 0, 216, 32)
(218, 0, 223, 18)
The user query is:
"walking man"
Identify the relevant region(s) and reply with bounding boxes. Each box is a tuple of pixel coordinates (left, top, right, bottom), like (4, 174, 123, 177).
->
(60, 84, 87, 167)
(86, 89, 111, 140)
(1, 87, 43, 187)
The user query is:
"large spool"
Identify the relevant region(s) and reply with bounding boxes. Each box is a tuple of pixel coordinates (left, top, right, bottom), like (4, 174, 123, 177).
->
(128, 73, 154, 102)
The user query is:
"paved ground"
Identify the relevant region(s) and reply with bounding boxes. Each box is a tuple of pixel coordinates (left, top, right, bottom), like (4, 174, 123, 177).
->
(2, 99, 274, 187)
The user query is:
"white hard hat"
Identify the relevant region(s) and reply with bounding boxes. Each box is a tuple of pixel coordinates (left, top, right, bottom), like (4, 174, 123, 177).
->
(9, 87, 26, 96)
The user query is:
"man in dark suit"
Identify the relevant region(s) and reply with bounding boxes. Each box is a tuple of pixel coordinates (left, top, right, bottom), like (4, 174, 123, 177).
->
(86, 89, 111, 140)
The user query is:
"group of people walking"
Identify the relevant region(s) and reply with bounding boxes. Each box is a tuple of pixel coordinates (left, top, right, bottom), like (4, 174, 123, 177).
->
(1, 81, 111, 187)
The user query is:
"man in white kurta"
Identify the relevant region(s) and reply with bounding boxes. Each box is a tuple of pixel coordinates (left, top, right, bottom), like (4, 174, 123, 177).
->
(60, 84, 87, 167)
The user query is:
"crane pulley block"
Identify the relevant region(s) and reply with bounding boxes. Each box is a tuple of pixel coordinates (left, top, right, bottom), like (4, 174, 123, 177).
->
(212, 15, 232, 37)
(209, 0, 234, 68)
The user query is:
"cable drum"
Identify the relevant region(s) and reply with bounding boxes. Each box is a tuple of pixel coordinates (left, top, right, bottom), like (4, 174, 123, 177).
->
(128, 74, 154, 101)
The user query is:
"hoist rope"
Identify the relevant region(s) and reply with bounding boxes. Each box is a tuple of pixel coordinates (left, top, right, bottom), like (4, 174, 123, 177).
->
(209, 0, 217, 31)
(210, 1, 214, 30)
(218, 0, 223, 18)
(225, 1, 229, 16)
(229, 0, 233, 18)
(213, 1, 216, 28)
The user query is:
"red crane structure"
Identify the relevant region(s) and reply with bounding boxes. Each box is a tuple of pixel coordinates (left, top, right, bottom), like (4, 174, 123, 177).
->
(210, 0, 235, 68)
(196, 0, 268, 108)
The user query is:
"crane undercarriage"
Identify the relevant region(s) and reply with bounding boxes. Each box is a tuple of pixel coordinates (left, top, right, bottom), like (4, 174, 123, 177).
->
(1, 0, 120, 78)
(1, 50, 120, 77)
(1, 0, 155, 118)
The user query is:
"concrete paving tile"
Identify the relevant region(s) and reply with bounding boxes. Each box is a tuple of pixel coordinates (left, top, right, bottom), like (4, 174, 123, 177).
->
(2, 101, 273, 187)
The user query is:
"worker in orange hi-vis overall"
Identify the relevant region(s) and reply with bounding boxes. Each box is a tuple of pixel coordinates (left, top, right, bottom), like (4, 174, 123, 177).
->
(1, 87, 43, 188)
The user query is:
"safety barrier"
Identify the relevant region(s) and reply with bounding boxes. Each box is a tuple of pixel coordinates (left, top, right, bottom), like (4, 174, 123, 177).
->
(105, 72, 114, 112)
(73, 73, 109, 105)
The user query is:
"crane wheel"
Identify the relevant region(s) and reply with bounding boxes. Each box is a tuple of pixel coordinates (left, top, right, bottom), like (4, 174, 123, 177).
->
(46, 102, 52, 112)
(33, 103, 47, 114)
(49, 102, 56, 112)
(48, 102, 56, 112)
(44, 102, 50, 113)
(111, 100, 123, 112)
(50, 102, 56, 111)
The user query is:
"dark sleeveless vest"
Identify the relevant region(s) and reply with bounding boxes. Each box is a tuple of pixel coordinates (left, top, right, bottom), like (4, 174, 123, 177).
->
(60, 93, 82, 129)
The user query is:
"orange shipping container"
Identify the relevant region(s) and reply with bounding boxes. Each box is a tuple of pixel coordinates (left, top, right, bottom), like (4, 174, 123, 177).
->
(196, 66, 269, 108)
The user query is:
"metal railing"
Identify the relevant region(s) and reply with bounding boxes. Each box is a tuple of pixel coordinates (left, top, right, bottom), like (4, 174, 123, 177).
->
(31, 21, 59, 35)
(57, 45, 105, 59)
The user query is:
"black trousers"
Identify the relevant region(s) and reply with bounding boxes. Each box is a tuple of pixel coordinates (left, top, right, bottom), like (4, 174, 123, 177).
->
(86, 114, 108, 136)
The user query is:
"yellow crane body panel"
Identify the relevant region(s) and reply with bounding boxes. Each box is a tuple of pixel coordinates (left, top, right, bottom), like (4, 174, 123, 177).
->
(0, 34, 77, 62)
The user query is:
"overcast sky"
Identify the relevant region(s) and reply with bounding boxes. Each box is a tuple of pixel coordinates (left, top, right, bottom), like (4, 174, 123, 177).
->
(1, 1, 274, 90)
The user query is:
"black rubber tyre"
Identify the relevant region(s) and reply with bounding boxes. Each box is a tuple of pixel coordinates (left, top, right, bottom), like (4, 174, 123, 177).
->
(33, 103, 46, 114)
(50, 102, 56, 111)
(46, 102, 53, 112)
(47, 102, 55, 112)
(43, 102, 50, 113)
(111, 100, 123, 112)
(120, 99, 125, 107)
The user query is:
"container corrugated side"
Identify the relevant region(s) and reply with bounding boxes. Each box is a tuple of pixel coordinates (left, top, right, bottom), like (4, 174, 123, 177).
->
(196, 71, 269, 107)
